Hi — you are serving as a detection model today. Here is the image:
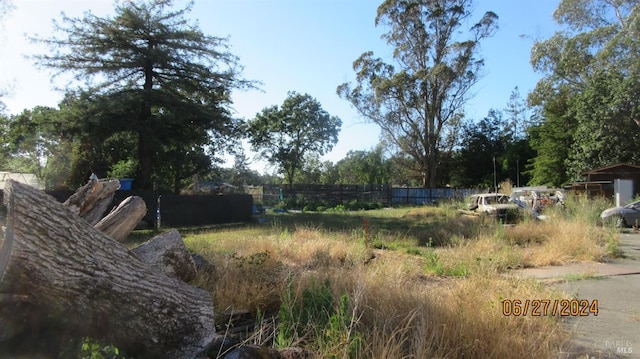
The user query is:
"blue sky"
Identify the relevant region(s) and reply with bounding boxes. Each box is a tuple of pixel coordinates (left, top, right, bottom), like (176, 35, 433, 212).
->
(0, 0, 561, 173)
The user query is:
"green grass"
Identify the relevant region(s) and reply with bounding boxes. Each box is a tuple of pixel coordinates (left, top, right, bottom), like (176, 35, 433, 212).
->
(562, 272, 603, 282)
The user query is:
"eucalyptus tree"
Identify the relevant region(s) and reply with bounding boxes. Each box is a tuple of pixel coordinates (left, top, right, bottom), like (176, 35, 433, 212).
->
(32, 0, 250, 190)
(529, 0, 640, 181)
(247, 92, 341, 190)
(338, 0, 498, 187)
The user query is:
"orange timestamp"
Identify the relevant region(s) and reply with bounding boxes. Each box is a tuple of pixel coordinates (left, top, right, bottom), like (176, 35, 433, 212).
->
(502, 299, 599, 317)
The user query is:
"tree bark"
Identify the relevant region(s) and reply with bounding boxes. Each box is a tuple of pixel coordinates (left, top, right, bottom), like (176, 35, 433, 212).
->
(94, 195, 147, 242)
(63, 178, 121, 225)
(132, 229, 197, 282)
(0, 180, 215, 359)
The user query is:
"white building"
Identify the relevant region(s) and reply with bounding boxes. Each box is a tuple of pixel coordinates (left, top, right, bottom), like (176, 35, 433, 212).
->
(0, 172, 44, 190)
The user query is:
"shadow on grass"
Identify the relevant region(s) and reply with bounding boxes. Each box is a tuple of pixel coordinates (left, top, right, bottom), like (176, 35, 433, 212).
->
(261, 210, 481, 247)
(125, 208, 483, 248)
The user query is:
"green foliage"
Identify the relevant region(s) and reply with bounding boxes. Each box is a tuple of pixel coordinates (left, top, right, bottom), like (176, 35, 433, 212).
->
(526, 91, 576, 186)
(223, 148, 263, 186)
(294, 153, 333, 185)
(333, 143, 392, 185)
(329, 204, 347, 212)
(0, 106, 75, 189)
(421, 248, 471, 277)
(276, 275, 297, 349)
(529, 0, 640, 184)
(247, 92, 342, 189)
(566, 69, 640, 178)
(449, 102, 535, 188)
(108, 158, 138, 179)
(32, 0, 251, 190)
(80, 338, 128, 359)
(449, 110, 507, 188)
(604, 230, 624, 258)
(277, 278, 363, 357)
(338, 0, 498, 187)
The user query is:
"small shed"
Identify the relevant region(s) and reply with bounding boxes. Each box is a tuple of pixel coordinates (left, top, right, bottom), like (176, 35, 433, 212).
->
(570, 163, 640, 200)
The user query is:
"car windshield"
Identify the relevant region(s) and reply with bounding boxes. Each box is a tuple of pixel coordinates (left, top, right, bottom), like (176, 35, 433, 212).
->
(624, 200, 640, 209)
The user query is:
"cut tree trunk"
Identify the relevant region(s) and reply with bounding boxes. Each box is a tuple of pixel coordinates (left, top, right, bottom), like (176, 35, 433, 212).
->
(132, 229, 197, 282)
(94, 195, 147, 242)
(63, 178, 121, 225)
(0, 180, 215, 359)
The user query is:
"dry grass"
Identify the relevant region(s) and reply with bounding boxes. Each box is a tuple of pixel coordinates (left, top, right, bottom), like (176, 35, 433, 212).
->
(518, 219, 609, 266)
(176, 201, 614, 358)
(322, 266, 571, 358)
(430, 214, 611, 277)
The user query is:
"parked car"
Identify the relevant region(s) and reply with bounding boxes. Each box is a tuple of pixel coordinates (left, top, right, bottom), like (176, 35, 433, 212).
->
(600, 199, 640, 228)
(462, 193, 521, 223)
(510, 187, 565, 213)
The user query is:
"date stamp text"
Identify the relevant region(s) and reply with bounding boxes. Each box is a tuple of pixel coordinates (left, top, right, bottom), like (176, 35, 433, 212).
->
(502, 299, 598, 316)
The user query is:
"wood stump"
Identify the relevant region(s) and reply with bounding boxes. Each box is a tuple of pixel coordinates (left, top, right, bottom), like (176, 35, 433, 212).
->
(0, 180, 216, 359)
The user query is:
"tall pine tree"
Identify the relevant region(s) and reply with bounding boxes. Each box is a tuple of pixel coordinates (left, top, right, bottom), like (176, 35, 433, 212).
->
(33, 0, 251, 190)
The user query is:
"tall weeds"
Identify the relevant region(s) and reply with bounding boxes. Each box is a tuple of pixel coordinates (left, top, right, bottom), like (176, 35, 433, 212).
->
(181, 199, 612, 358)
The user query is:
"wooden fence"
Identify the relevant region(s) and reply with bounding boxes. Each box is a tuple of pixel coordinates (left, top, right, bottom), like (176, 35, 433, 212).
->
(246, 184, 479, 206)
(391, 187, 481, 205)
(249, 184, 391, 206)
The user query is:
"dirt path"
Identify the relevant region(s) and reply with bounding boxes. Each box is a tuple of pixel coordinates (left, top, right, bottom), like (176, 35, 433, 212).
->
(517, 232, 640, 358)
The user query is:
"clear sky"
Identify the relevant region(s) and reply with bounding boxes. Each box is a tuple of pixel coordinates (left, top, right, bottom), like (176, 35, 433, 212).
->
(0, 0, 561, 173)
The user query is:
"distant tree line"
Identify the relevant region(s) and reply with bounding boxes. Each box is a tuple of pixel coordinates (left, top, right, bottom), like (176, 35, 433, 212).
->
(1, 0, 639, 192)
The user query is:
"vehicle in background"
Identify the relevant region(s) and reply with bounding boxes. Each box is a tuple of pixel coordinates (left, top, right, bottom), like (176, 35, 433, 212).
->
(461, 193, 521, 223)
(600, 199, 640, 228)
(510, 187, 565, 215)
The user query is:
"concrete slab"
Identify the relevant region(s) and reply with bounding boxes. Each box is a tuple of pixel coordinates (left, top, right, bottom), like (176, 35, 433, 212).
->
(513, 232, 640, 358)
(516, 261, 640, 280)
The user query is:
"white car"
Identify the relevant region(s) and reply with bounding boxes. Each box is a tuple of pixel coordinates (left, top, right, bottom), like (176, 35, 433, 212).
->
(464, 193, 521, 222)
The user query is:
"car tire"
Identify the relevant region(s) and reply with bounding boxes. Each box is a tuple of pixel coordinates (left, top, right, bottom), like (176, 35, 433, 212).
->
(615, 216, 627, 228)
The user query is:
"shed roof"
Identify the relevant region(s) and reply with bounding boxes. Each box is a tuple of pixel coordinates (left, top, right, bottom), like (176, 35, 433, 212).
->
(580, 163, 640, 176)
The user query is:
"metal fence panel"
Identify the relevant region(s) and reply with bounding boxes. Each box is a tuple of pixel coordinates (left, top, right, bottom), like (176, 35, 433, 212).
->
(391, 187, 481, 205)
(158, 194, 253, 227)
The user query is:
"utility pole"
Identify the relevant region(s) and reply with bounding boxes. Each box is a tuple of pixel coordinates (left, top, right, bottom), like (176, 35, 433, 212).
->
(493, 156, 497, 193)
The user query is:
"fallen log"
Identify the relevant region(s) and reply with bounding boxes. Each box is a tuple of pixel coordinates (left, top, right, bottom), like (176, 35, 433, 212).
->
(94, 195, 147, 242)
(0, 180, 215, 359)
(132, 229, 197, 282)
(63, 178, 121, 225)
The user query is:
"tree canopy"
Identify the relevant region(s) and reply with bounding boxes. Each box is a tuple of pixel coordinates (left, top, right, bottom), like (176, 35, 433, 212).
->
(338, 0, 498, 187)
(334, 143, 392, 185)
(246, 92, 341, 189)
(32, 0, 250, 190)
(529, 0, 640, 183)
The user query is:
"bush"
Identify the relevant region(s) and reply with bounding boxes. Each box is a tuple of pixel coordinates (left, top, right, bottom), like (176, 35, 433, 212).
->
(329, 204, 347, 212)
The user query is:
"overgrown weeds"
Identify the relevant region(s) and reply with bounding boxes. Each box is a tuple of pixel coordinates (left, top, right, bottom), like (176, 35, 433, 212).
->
(175, 199, 613, 358)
